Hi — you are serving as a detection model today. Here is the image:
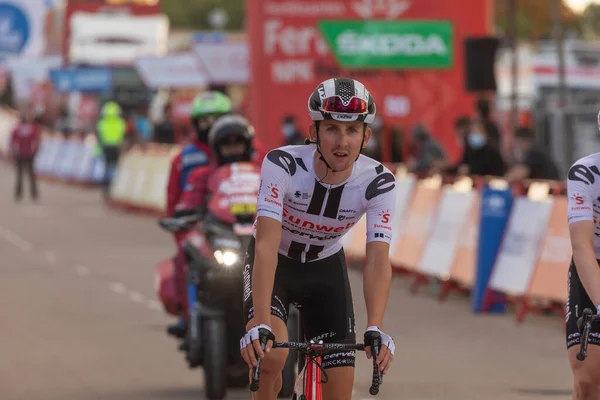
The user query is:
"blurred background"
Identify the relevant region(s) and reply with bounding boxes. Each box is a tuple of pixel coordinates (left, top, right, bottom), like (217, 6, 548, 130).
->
(2, 0, 600, 175)
(0, 1, 596, 399)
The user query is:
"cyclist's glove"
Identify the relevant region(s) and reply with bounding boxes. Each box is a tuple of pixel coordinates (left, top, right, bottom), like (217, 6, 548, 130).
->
(364, 326, 395, 356)
(240, 324, 275, 351)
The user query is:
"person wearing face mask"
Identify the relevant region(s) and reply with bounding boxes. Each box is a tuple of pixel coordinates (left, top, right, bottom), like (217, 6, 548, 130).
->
(505, 126, 559, 183)
(448, 119, 505, 177)
(281, 114, 304, 146)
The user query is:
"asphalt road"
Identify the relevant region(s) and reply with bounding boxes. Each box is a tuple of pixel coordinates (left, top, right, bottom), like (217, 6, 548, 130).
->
(0, 164, 573, 400)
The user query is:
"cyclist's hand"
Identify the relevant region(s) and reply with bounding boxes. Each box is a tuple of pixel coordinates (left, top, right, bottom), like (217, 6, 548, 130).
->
(364, 326, 395, 374)
(240, 324, 275, 368)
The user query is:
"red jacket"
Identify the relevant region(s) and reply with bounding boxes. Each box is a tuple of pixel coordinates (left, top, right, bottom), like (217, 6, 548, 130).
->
(10, 122, 42, 158)
(176, 151, 265, 213)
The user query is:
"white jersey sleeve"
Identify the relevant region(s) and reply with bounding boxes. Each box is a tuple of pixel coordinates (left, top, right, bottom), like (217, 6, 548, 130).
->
(567, 162, 595, 225)
(364, 168, 397, 244)
(256, 150, 292, 222)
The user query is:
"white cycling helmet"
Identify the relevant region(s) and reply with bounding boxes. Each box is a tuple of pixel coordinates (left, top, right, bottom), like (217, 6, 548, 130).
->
(307, 78, 376, 124)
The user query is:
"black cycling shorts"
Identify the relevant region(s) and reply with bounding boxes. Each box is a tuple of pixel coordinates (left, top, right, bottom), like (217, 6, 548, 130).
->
(566, 259, 600, 349)
(243, 237, 356, 369)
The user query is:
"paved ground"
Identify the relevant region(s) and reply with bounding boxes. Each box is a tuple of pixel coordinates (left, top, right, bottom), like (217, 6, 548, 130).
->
(0, 164, 573, 400)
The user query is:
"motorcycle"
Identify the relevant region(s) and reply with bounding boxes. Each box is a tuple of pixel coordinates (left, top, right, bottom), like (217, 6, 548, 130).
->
(156, 162, 298, 399)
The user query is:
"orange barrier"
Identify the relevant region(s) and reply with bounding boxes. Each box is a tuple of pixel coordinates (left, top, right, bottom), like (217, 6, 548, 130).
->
(391, 177, 443, 273)
(439, 193, 480, 301)
(516, 195, 570, 323)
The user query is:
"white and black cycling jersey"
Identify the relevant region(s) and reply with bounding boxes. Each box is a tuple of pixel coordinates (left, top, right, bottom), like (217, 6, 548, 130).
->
(253, 145, 397, 263)
(567, 152, 600, 257)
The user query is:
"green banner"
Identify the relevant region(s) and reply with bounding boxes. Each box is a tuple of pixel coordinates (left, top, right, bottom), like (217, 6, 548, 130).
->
(318, 20, 454, 69)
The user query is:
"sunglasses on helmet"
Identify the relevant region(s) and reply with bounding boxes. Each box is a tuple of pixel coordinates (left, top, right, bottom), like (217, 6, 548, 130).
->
(320, 96, 368, 115)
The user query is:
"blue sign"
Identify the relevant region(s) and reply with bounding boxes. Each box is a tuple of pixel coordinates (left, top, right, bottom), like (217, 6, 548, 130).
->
(193, 31, 225, 44)
(0, 3, 30, 58)
(50, 68, 113, 93)
(471, 185, 514, 313)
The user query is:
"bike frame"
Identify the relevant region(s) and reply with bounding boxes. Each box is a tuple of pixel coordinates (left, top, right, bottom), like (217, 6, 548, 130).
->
(301, 352, 323, 400)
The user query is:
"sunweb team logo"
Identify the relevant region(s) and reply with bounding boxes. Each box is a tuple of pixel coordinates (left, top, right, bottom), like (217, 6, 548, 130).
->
(378, 210, 390, 224)
(0, 3, 30, 58)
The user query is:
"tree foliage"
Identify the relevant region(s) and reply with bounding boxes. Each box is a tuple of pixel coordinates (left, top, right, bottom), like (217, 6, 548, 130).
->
(162, 0, 598, 42)
(494, 0, 581, 40)
(161, 0, 244, 30)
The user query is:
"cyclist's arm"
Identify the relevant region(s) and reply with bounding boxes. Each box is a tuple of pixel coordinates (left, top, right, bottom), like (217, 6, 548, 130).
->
(568, 170, 600, 308)
(251, 151, 290, 326)
(363, 174, 397, 328)
(364, 241, 392, 327)
(252, 216, 282, 326)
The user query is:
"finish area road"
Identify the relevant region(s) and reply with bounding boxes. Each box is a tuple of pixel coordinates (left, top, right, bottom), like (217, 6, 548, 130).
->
(0, 163, 572, 400)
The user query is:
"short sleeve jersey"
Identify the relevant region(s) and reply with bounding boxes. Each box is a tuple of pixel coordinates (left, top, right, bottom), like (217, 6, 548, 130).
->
(254, 145, 397, 263)
(567, 153, 600, 256)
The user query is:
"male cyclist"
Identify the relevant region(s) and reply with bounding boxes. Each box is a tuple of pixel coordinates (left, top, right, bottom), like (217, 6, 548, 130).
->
(239, 78, 397, 400)
(566, 115, 600, 399)
(166, 91, 232, 338)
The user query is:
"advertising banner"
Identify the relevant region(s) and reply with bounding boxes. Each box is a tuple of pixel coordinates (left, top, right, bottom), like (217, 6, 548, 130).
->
(0, 0, 47, 62)
(318, 20, 453, 69)
(195, 42, 249, 84)
(49, 68, 112, 93)
(247, 0, 491, 155)
(135, 53, 209, 88)
(472, 185, 513, 313)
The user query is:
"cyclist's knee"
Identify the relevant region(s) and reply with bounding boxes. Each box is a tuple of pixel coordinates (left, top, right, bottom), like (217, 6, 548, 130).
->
(574, 375, 600, 399)
(245, 316, 289, 379)
(260, 348, 289, 378)
(570, 346, 600, 399)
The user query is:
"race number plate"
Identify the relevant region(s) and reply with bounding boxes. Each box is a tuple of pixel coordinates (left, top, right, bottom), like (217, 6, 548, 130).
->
(230, 202, 257, 216)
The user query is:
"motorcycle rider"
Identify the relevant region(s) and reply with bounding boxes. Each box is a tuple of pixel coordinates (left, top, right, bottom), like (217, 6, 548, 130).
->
(169, 114, 263, 340)
(176, 114, 260, 214)
(166, 91, 233, 338)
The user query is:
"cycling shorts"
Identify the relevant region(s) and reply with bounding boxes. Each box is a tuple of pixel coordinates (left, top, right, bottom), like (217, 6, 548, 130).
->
(242, 237, 357, 369)
(566, 259, 600, 349)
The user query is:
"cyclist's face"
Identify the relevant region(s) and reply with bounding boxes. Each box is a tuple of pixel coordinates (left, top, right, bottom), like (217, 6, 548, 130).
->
(311, 120, 370, 171)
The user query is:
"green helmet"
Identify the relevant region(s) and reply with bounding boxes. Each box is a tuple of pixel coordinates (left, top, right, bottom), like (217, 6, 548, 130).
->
(101, 101, 122, 117)
(190, 91, 233, 143)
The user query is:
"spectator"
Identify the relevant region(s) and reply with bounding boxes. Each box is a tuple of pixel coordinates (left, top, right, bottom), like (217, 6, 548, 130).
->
(281, 114, 305, 146)
(408, 124, 447, 173)
(96, 101, 127, 199)
(505, 126, 560, 182)
(153, 102, 175, 144)
(475, 97, 502, 152)
(10, 109, 42, 201)
(390, 126, 405, 164)
(132, 105, 153, 144)
(449, 118, 505, 177)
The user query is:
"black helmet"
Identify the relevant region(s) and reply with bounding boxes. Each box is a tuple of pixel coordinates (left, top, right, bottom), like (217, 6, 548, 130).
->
(208, 115, 255, 165)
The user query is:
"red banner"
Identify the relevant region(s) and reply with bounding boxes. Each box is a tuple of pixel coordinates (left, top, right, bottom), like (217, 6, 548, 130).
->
(247, 0, 493, 161)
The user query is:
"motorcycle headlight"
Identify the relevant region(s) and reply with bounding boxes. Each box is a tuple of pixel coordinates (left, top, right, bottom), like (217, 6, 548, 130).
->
(214, 250, 239, 267)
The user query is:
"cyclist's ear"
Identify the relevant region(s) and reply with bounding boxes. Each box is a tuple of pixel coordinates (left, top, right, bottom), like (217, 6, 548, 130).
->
(308, 123, 318, 143)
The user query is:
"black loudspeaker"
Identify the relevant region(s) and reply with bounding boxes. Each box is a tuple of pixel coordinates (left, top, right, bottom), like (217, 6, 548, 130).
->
(464, 37, 499, 92)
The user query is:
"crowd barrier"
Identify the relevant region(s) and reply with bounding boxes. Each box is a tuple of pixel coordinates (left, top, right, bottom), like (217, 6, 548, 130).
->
(343, 169, 569, 324)
(0, 108, 107, 186)
(0, 109, 571, 324)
